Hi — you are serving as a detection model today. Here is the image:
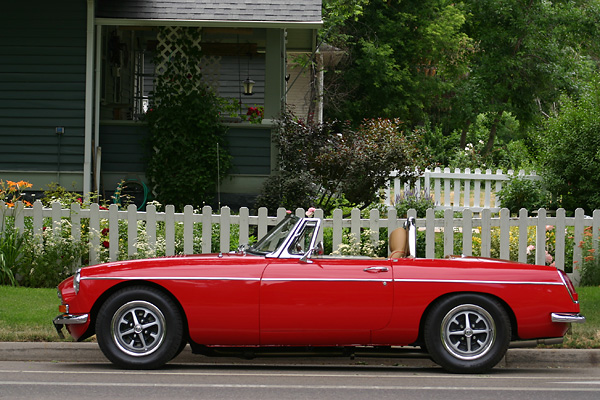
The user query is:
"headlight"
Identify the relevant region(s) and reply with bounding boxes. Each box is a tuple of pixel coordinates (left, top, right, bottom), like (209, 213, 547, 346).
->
(74, 268, 81, 294)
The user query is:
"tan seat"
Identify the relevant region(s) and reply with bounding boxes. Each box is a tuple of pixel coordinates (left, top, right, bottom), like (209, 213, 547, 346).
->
(389, 227, 409, 259)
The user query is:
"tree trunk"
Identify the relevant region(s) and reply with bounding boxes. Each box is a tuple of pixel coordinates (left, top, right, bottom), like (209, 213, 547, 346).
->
(484, 111, 503, 156)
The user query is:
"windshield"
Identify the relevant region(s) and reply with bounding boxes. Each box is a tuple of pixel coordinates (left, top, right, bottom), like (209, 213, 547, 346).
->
(247, 215, 300, 255)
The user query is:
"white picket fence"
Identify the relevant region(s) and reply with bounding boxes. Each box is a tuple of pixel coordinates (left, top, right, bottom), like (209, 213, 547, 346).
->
(3, 201, 600, 284)
(384, 167, 542, 212)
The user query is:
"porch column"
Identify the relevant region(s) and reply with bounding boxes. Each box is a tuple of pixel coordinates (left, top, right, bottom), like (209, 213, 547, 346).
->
(264, 29, 286, 120)
(83, 0, 95, 197)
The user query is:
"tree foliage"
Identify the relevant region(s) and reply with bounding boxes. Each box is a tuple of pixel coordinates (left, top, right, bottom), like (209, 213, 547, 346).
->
(255, 111, 429, 214)
(145, 28, 232, 211)
(323, 0, 599, 154)
(538, 77, 600, 214)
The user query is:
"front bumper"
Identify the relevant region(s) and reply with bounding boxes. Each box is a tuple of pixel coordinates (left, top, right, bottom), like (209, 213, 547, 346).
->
(551, 312, 586, 324)
(53, 314, 89, 339)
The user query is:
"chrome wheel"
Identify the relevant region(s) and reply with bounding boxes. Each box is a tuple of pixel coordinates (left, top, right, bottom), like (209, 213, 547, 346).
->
(96, 286, 183, 369)
(424, 294, 511, 373)
(111, 301, 166, 357)
(440, 304, 495, 360)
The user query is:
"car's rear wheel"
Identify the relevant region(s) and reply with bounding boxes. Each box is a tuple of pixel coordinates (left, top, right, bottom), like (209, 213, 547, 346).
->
(424, 294, 511, 373)
(96, 286, 183, 369)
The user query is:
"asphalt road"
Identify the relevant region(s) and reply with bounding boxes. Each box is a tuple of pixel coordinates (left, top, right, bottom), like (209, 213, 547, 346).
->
(1, 360, 600, 400)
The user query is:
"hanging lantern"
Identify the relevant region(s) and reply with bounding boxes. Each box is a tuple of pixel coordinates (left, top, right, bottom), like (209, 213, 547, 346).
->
(242, 77, 255, 96)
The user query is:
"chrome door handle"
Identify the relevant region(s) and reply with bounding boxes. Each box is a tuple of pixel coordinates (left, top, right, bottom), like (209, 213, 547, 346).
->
(363, 266, 389, 273)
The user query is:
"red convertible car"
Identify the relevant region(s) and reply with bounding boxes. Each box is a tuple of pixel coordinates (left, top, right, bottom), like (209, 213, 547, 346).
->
(54, 216, 585, 373)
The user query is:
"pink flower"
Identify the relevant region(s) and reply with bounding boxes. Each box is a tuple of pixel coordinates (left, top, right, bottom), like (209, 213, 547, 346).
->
(545, 251, 553, 265)
(526, 245, 535, 255)
(305, 207, 316, 217)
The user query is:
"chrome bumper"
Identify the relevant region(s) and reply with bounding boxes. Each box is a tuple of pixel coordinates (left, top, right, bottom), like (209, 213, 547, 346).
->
(551, 312, 586, 324)
(53, 313, 89, 339)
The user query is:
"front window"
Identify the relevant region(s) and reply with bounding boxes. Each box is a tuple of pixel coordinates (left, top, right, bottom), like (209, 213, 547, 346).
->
(247, 215, 300, 255)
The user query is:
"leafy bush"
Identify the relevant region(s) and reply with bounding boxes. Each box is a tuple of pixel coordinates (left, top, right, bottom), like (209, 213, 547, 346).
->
(17, 221, 87, 288)
(145, 27, 232, 211)
(538, 78, 600, 214)
(497, 176, 551, 214)
(256, 111, 428, 214)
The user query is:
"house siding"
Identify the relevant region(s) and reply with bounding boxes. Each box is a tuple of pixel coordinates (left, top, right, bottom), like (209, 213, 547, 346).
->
(0, 1, 87, 177)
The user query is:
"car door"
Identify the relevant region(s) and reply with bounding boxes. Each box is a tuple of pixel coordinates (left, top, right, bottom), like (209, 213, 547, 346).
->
(260, 256, 394, 345)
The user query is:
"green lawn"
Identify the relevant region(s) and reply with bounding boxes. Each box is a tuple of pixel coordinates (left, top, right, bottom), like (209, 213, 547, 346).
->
(1, 285, 599, 346)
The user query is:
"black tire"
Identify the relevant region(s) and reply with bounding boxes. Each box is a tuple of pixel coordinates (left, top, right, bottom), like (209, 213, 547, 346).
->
(424, 294, 511, 373)
(96, 286, 183, 369)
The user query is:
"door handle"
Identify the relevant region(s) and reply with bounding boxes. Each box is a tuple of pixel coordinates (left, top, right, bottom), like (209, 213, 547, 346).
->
(363, 266, 389, 273)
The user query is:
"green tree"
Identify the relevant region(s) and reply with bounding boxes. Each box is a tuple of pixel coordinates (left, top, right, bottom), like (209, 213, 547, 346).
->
(323, 0, 473, 126)
(538, 76, 600, 214)
(459, 0, 598, 154)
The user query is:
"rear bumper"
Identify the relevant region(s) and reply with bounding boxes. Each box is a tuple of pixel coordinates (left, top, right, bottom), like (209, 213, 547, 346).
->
(53, 314, 89, 339)
(551, 312, 586, 324)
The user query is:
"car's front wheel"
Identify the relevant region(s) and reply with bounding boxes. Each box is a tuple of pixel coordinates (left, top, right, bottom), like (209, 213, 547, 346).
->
(96, 286, 183, 369)
(424, 294, 511, 373)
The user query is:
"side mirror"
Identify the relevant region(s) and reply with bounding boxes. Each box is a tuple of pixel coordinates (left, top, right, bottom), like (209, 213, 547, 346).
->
(299, 248, 313, 263)
(299, 241, 324, 263)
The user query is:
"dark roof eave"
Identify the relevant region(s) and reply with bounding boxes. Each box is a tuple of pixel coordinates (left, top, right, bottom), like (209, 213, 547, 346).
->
(95, 17, 323, 29)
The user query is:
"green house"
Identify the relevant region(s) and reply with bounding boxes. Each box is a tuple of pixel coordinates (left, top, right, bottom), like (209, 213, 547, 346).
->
(0, 0, 322, 207)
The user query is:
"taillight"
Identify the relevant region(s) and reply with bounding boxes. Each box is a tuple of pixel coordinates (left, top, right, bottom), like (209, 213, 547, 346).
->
(558, 269, 578, 303)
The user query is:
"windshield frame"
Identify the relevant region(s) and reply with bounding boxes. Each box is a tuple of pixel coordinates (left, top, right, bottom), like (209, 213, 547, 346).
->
(246, 215, 302, 256)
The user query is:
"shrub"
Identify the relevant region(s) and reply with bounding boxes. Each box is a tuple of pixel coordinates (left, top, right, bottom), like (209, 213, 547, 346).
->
(538, 78, 600, 214)
(255, 112, 428, 214)
(145, 27, 232, 211)
(497, 176, 551, 214)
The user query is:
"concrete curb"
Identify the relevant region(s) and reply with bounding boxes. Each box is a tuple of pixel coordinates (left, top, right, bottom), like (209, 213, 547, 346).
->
(1, 342, 599, 369)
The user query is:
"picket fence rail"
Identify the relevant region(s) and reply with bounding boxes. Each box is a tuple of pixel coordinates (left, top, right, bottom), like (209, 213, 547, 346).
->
(384, 167, 542, 212)
(2, 201, 599, 284)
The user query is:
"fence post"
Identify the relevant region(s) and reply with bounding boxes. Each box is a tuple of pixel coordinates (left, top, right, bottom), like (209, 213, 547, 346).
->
(89, 203, 100, 265)
(481, 209, 491, 257)
(183, 205, 194, 255)
(500, 208, 510, 260)
(146, 204, 157, 253)
(572, 208, 585, 284)
(332, 208, 343, 252)
(535, 208, 547, 266)
(425, 208, 435, 259)
(202, 205, 212, 253)
(463, 168, 472, 208)
(239, 207, 250, 247)
(127, 204, 138, 258)
(443, 208, 453, 257)
(462, 209, 473, 256)
(220, 206, 231, 253)
(108, 204, 119, 262)
(453, 168, 461, 208)
(257, 207, 268, 240)
(165, 205, 175, 256)
(555, 208, 566, 271)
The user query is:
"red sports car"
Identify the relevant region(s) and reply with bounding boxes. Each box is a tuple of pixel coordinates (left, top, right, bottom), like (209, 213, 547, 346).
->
(54, 216, 585, 373)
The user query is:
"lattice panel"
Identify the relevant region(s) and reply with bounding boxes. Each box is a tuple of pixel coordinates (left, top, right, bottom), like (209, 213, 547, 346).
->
(155, 26, 202, 78)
